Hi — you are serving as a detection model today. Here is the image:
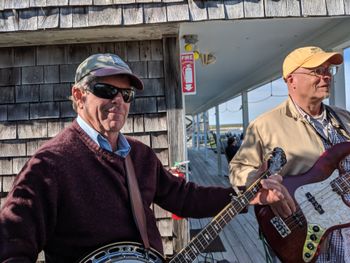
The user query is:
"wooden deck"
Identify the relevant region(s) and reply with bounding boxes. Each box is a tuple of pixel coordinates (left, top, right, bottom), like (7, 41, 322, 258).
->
(187, 147, 268, 263)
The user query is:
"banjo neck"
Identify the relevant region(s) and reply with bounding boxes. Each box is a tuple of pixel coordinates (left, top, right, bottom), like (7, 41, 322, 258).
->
(169, 147, 286, 263)
(169, 176, 266, 263)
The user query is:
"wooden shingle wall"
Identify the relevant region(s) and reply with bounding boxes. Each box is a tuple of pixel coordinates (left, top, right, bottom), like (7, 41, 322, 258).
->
(0, 39, 183, 256)
(1, 0, 350, 33)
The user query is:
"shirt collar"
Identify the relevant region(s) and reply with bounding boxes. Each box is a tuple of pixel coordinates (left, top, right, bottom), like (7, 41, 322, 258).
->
(291, 99, 327, 124)
(76, 115, 130, 157)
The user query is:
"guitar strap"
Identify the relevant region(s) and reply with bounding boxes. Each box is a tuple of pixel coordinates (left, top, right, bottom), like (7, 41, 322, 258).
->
(125, 155, 150, 251)
(326, 105, 350, 140)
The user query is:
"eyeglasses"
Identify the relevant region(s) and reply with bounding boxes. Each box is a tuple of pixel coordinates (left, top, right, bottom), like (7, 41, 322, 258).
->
(292, 66, 338, 77)
(87, 83, 135, 103)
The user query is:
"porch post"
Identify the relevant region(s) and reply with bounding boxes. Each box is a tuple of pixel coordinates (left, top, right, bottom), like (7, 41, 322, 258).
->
(203, 111, 208, 160)
(163, 35, 188, 253)
(191, 115, 195, 148)
(329, 49, 346, 108)
(196, 113, 200, 150)
(215, 105, 222, 176)
(242, 90, 249, 135)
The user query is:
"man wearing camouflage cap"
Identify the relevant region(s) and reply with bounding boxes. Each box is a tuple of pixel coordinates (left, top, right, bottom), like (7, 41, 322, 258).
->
(230, 46, 350, 262)
(0, 53, 286, 262)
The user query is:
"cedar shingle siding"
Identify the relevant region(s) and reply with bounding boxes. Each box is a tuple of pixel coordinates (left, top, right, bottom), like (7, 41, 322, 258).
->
(0, 40, 183, 258)
(0, 39, 169, 189)
(1, 0, 349, 34)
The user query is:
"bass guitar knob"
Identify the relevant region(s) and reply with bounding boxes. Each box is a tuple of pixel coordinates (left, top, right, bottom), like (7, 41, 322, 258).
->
(304, 252, 311, 258)
(307, 243, 315, 250)
(310, 234, 317, 241)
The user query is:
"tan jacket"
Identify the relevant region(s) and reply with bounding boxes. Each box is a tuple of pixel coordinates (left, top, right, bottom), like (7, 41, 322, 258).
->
(229, 97, 350, 187)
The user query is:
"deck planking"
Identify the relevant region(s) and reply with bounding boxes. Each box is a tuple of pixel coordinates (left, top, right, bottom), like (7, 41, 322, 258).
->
(187, 147, 267, 263)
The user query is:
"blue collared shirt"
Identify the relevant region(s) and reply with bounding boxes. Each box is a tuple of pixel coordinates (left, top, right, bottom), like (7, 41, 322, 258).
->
(77, 115, 130, 157)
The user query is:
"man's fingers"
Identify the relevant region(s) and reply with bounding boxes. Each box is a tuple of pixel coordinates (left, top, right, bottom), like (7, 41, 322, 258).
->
(268, 174, 283, 183)
(269, 188, 297, 218)
(259, 177, 297, 217)
(275, 201, 292, 218)
(283, 191, 297, 213)
(260, 177, 283, 192)
(250, 188, 284, 205)
(270, 204, 279, 217)
(271, 188, 284, 201)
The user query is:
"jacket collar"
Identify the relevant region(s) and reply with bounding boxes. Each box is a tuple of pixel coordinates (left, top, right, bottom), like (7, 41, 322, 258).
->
(284, 96, 350, 140)
(285, 96, 305, 121)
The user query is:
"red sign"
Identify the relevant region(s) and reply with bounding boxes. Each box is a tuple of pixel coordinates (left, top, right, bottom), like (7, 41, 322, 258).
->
(169, 167, 185, 220)
(181, 53, 196, 95)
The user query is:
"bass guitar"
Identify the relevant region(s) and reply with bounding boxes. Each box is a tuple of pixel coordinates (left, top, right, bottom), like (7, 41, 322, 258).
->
(79, 147, 287, 263)
(255, 141, 350, 263)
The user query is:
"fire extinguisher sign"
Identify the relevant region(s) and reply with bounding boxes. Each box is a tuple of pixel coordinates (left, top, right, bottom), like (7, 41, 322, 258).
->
(181, 52, 196, 95)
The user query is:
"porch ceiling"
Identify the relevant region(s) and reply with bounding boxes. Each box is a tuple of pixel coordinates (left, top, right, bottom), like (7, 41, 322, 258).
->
(180, 17, 350, 115)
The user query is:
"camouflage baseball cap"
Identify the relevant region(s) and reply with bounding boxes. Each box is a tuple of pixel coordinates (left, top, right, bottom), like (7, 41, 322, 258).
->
(75, 53, 144, 90)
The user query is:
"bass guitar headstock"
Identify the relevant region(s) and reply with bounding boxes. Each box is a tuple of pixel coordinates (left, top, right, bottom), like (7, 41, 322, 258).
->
(267, 147, 287, 175)
(242, 147, 287, 199)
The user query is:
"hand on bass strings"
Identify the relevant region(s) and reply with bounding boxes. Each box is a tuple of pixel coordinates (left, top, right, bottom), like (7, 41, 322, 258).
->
(250, 174, 293, 211)
(267, 181, 296, 218)
(249, 159, 296, 217)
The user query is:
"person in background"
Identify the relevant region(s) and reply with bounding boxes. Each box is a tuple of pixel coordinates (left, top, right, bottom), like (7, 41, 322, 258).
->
(229, 46, 350, 262)
(0, 53, 287, 263)
(225, 136, 239, 162)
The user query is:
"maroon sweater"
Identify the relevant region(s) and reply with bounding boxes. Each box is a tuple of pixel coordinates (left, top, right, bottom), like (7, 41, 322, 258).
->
(0, 121, 234, 263)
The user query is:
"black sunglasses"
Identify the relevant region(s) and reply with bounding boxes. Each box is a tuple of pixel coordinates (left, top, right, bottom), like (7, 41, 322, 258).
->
(88, 83, 135, 103)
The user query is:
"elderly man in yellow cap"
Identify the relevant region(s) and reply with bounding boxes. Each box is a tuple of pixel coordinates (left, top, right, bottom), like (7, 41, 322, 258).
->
(229, 46, 350, 262)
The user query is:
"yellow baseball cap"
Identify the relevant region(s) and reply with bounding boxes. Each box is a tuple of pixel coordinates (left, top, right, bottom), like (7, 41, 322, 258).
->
(282, 46, 343, 79)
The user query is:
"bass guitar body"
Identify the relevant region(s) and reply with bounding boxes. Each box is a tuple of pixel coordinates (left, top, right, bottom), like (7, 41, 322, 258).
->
(255, 142, 350, 263)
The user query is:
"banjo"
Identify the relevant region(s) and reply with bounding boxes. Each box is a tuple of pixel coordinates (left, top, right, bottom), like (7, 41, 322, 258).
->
(78, 147, 287, 263)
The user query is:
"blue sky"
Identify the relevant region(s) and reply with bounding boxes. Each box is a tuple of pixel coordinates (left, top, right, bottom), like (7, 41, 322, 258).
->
(209, 48, 350, 125)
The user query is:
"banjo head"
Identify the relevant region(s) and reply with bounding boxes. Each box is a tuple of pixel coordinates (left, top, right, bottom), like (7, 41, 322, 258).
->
(79, 242, 164, 263)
